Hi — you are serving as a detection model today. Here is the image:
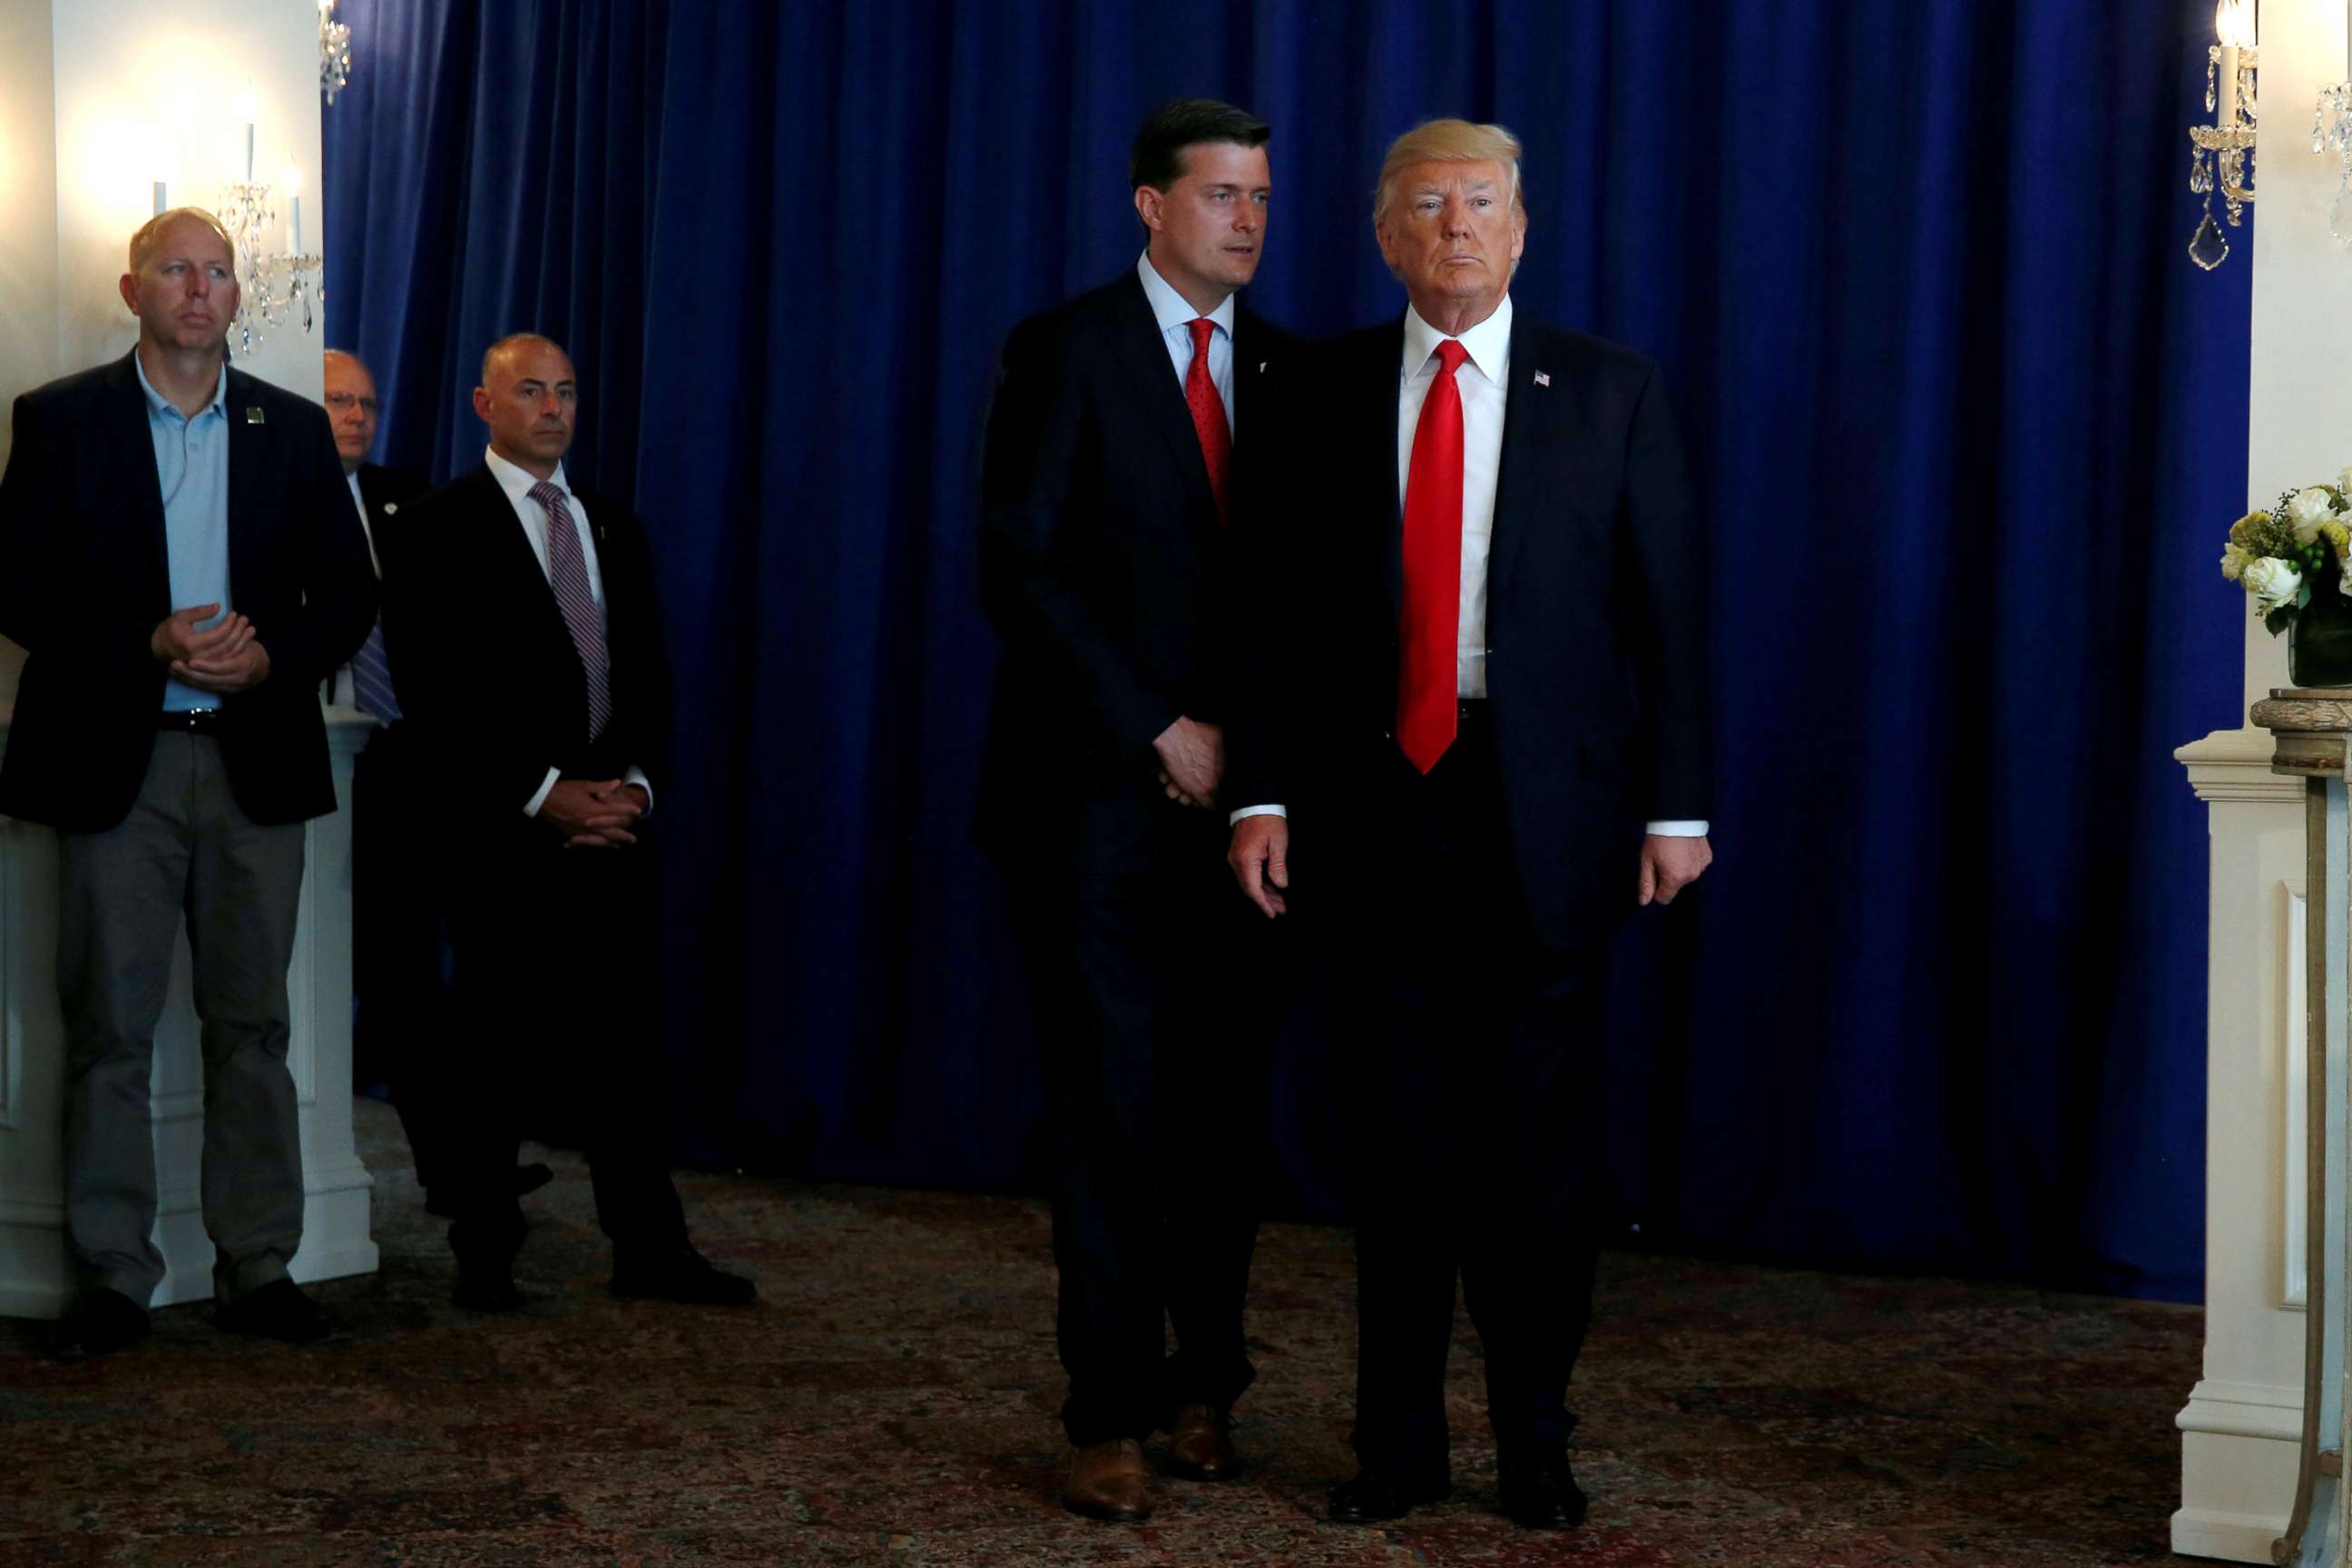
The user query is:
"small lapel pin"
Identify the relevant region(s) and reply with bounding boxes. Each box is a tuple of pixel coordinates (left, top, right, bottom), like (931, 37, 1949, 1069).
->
(382, 503, 398, 515)
(244, 406, 265, 423)
(1533, 370, 1551, 387)
(1258, 361, 1267, 373)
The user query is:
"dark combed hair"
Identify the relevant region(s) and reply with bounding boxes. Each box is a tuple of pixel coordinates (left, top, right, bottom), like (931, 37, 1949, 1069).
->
(1128, 98, 1270, 192)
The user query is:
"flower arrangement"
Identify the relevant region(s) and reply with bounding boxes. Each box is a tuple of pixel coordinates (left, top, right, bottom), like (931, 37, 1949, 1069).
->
(2223, 472, 2352, 634)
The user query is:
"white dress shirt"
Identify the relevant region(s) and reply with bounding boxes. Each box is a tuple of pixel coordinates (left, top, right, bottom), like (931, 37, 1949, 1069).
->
(483, 446, 653, 818)
(1135, 251, 1237, 433)
(1231, 299, 1705, 840)
(326, 470, 378, 709)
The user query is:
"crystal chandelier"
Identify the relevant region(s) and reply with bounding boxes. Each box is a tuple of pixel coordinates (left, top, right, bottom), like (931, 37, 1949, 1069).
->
(2188, 0, 2259, 271)
(216, 98, 321, 356)
(319, 0, 352, 104)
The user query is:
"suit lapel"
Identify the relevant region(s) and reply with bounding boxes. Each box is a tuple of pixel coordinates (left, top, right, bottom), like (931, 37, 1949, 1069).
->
(1369, 321, 1406, 625)
(1105, 272, 1216, 521)
(105, 354, 172, 611)
(1486, 311, 1563, 610)
(224, 372, 264, 611)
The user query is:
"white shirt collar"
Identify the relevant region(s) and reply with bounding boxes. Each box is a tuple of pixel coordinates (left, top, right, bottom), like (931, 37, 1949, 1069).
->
(1136, 251, 1237, 339)
(485, 446, 570, 506)
(1402, 292, 1513, 385)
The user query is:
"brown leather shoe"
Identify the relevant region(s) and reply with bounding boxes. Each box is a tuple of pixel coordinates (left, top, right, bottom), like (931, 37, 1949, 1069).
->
(1063, 1437, 1152, 1522)
(1165, 1403, 1241, 1479)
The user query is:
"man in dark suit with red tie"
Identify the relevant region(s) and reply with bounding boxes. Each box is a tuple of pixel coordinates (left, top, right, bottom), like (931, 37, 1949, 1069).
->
(980, 99, 1297, 1523)
(383, 333, 751, 1314)
(1228, 119, 1714, 1531)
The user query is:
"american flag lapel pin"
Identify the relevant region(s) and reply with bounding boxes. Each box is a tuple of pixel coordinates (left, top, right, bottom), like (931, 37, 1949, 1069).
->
(1533, 370, 1550, 387)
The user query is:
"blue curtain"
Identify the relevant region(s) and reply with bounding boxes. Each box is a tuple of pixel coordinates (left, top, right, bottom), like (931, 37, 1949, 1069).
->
(324, 0, 2249, 1299)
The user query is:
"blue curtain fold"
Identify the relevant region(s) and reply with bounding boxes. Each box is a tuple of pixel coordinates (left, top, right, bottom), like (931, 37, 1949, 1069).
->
(325, 0, 2249, 1299)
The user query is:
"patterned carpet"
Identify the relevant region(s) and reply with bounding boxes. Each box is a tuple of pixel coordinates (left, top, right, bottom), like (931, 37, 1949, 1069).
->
(0, 1099, 2205, 1565)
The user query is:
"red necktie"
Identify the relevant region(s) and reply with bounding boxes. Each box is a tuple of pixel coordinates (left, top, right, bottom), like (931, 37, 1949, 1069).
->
(1185, 318, 1232, 524)
(1397, 339, 1468, 774)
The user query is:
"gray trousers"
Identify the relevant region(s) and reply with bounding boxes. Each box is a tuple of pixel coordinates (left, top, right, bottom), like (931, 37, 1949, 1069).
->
(58, 731, 308, 1306)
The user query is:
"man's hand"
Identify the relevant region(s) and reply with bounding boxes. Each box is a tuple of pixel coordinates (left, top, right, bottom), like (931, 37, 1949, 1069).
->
(1638, 834, 1713, 906)
(1152, 716, 1223, 809)
(541, 779, 647, 848)
(1228, 814, 1289, 918)
(154, 605, 272, 693)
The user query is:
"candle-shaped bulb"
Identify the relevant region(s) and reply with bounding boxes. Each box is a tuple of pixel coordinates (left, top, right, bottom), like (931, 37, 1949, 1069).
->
(152, 181, 167, 217)
(280, 160, 301, 198)
(2214, 0, 2256, 48)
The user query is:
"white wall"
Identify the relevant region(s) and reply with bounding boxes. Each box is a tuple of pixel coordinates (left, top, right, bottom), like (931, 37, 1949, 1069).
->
(2176, 3, 2352, 1558)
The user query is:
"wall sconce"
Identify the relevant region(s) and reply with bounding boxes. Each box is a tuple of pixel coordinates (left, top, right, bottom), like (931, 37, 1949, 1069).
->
(214, 89, 322, 354)
(2189, 0, 2259, 270)
(320, 0, 352, 104)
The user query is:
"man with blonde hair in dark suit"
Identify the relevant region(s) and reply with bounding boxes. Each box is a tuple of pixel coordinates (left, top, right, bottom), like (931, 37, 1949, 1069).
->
(1229, 117, 1713, 1531)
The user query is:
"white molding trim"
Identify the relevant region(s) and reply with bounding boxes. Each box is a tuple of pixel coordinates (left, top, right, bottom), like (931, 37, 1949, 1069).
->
(2178, 1378, 2307, 1443)
(2180, 727, 2307, 802)
(2173, 1506, 2291, 1563)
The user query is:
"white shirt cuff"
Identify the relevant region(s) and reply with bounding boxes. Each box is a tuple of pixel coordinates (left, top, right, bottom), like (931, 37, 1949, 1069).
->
(1230, 803, 1287, 826)
(623, 767, 654, 817)
(522, 768, 560, 817)
(1645, 819, 1709, 838)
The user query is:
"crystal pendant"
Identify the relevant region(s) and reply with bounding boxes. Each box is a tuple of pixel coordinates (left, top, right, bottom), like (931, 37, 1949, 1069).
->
(2190, 208, 2230, 270)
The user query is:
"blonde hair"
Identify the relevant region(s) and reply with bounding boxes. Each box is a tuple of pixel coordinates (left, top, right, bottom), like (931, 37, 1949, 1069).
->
(1372, 119, 1525, 227)
(127, 207, 237, 273)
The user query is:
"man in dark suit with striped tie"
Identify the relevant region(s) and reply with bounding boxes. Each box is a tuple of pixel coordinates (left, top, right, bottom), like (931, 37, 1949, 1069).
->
(980, 99, 1297, 1523)
(382, 333, 751, 1313)
(323, 348, 552, 1219)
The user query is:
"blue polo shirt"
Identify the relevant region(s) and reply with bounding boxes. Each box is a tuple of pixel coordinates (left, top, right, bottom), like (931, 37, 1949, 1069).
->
(133, 352, 232, 712)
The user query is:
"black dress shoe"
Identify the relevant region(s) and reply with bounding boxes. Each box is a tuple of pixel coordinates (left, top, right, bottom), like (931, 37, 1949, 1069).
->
(1497, 1452, 1588, 1529)
(217, 1279, 340, 1343)
(425, 1163, 554, 1219)
(450, 1258, 523, 1313)
(52, 1287, 150, 1360)
(1328, 1470, 1450, 1524)
(609, 1244, 756, 1306)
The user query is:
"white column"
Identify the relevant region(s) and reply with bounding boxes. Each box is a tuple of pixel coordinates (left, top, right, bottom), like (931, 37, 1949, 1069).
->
(2176, 4, 2352, 1559)
(0, 0, 374, 1318)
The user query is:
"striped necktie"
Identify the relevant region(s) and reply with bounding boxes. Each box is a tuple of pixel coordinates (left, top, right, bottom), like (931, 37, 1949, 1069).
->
(530, 480, 612, 740)
(348, 617, 401, 722)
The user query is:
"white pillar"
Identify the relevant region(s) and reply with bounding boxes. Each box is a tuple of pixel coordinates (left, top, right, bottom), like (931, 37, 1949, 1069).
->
(0, 0, 374, 1317)
(2175, 3, 2352, 1559)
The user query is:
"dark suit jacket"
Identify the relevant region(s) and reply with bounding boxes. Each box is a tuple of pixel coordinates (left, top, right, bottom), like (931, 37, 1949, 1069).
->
(977, 270, 1298, 842)
(381, 463, 667, 827)
(324, 462, 430, 708)
(358, 462, 431, 554)
(0, 351, 377, 830)
(1230, 310, 1710, 951)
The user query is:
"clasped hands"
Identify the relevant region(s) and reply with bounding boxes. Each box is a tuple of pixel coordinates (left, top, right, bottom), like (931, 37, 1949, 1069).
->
(541, 779, 650, 849)
(152, 603, 269, 693)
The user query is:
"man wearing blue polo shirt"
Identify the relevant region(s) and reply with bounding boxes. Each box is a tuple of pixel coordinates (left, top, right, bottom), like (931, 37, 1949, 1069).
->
(0, 207, 375, 1357)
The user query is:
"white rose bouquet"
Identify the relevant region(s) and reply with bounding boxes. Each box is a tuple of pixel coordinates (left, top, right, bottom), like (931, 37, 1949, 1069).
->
(2223, 477, 2352, 635)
